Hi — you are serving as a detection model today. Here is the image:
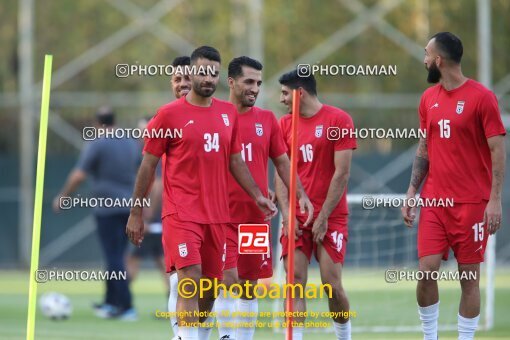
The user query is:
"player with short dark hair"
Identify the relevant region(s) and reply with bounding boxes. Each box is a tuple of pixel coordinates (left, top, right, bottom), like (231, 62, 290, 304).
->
(172, 56, 191, 67)
(227, 56, 263, 79)
(429, 31, 463, 64)
(126, 46, 276, 340)
(402, 32, 506, 340)
(126, 55, 193, 337)
(275, 70, 357, 340)
(278, 70, 317, 96)
(190, 45, 221, 64)
(212, 57, 313, 340)
(170, 56, 191, 99)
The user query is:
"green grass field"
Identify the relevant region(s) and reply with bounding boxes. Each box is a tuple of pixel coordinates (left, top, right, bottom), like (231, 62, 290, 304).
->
(1, 268, 509, 339)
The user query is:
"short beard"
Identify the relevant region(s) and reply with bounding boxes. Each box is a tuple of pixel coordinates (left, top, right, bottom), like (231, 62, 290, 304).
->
(193, 82, 215, 97)
(241, 95, 256, 108)
(427, 61, 441, 84)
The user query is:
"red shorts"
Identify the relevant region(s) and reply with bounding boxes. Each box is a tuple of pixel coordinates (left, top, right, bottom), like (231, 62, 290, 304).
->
(161, 234, 176, 273)
(418, 201, 488, 264)
(281, 215, 348, 264)
(162, 214, 227, 279)
(225, 223, 273, 280)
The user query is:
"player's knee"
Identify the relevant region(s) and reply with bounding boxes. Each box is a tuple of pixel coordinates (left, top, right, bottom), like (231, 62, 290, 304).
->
(321, 270, 341, 286)
(293, 270, 308, 286)
(418, 258, 441, 272)
(459, 277, 479, 293)
(326, 283, 347, 303)
(460, 284, 479, 299)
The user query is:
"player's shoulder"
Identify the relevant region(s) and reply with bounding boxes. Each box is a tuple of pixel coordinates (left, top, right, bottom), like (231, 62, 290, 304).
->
(213, 97, 237, 113)
(321, 104, 353, 122)
(279, 112, 292, 124)
(464, 79, 494, 98)
(156, 97, 186, 115)
(421, 83, 442, 98)
(252, 106, 277, 120)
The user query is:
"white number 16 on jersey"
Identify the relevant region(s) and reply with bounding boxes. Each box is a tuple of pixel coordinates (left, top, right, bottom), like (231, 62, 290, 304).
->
(331, 231, 343, 253)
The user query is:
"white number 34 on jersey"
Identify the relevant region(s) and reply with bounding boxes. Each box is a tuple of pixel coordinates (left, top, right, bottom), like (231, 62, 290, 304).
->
(204, 133, 220, 152)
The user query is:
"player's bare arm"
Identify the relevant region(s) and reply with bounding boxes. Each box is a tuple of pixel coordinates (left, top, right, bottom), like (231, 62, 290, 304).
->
(274, 171, 303, 240)
(126, 152, 159, 246)
(52, 169, 87, 212)
(272, 153, 314, 226)
(312, 149, 352, 243)
(274, 172, 288, 216)
(143, 176, 162, 233)
(268, 187, 276, 204)
(402, 137, 429, 227)
(229, 152, 277, 220)
(486, 135, 506, 234)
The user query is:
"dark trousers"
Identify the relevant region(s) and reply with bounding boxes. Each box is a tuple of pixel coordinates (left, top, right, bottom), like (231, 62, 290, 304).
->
(95, 213, 132, 310)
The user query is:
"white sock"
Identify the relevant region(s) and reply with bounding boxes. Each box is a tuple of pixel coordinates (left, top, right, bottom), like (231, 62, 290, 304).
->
(178, 326, 198, 340)
(168, 273, 179, 337)
(286, 326, 303, 340)
(333, 320, 351, 340)
(216, 293, 237, 339)
(418, 301, 439, 340)
(236, 298, 258, 340)
(458, 313, 479, 340)
(198, 315, 214, 340)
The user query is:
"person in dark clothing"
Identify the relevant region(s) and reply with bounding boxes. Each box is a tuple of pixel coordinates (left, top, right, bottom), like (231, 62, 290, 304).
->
(53, 106, 140, 321)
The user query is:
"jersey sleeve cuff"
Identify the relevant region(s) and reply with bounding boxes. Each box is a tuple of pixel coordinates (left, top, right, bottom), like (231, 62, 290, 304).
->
(485, 130, 507, 139)
(334, 143, 357, 151)
(143, 146, 164, 158)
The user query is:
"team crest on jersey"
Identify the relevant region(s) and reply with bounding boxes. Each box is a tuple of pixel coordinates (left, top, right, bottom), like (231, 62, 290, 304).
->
(456, 101, 465, 114)
(221, 114, 230, 126)
(315, 125, 323, 138)
(178, 243, 188, 257)
(255, 123, 263, 136)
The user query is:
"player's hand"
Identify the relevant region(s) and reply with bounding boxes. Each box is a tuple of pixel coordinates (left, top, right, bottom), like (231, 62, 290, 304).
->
(484, 198, 502, 235)
(268, 188, 277, 205)
(256, 196, 278, 220)
(401, 193, 417, 227)
(126, 212, 145, 246)
(312, 215, 328, 243)
(298, 194, 314, 227)
(282, 217, 303, 240)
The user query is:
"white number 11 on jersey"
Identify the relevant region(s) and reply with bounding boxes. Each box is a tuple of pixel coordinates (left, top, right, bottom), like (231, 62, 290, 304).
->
(241, 143, 253, 162)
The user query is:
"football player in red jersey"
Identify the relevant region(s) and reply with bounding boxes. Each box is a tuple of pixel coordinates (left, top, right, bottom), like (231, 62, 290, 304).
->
(164, 55, 191, 338)
(402, 32, 506, 340)
(211, 56, 313, 340)
(275, 70, 357, 340)
(126, 46, 276, 340)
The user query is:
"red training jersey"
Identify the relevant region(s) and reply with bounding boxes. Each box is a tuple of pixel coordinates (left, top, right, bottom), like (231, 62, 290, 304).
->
(419, 79, 506, 203)
(279, 104, 357, 219)
(144, 96, 242, 223)
(228, 106, 287, 224)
